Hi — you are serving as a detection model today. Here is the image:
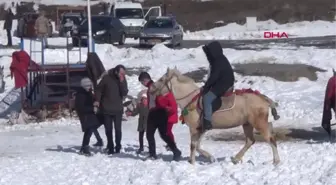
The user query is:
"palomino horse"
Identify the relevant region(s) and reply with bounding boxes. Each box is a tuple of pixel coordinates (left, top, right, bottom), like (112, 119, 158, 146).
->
(149, 67, 281, 165)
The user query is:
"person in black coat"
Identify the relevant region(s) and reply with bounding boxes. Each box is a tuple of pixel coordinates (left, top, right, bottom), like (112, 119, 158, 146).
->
(3, 8, 14, 47)
(94, 65, 128, 155)
(201, 41, 235, 130)
(75, 78, 101, 156)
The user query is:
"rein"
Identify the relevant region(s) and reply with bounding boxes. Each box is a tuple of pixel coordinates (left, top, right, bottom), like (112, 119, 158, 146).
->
(158, 73, 202, 122)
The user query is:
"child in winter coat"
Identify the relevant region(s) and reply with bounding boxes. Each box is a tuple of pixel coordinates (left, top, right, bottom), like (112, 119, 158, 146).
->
(74, 78, 102, 156)
(125, 89, 149, 154)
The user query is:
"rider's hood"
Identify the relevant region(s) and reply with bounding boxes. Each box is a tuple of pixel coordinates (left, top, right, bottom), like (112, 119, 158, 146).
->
(202, 41, 224, 65)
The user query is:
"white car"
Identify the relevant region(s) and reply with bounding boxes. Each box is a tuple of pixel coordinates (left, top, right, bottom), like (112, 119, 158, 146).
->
(110, 2, 162, 39)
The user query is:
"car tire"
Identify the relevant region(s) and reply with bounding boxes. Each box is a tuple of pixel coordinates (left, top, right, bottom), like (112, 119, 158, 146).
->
(119, 33, 126, 45)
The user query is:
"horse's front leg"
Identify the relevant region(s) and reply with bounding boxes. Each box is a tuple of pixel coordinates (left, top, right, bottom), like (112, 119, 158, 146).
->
(196, 132, 216, 163)
(188, 132, 197, 165)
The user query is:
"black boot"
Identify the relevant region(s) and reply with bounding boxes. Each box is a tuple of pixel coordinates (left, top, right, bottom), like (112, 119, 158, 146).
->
(165, 145, 171, 151)
(105, 148, 114, 155)
(104, 145, 115, 155)
(271, 108, 280, 120)
(173, 148, 182, 161)
(80, 146, 92, 156)
(136, 147, 144, 154)
(115, 145, 121, 153)
(144, 154, 158, 161)
(202, 119, 213, 131)
(93, 139, 103, 147)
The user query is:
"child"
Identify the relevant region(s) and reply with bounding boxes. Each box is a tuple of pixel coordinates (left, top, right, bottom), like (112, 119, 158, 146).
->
(74, 78, 101, 156)
(125, 89, 149, 154)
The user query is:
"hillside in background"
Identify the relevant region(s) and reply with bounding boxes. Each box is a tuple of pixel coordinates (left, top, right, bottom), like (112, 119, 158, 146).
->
(0, 0, 335, 31)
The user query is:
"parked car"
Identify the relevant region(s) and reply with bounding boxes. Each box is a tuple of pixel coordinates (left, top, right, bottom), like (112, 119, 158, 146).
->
(139, 16, 183, 47)
(71, 15, 126, 47)
(58, 12, 84, 37)
(16, 13, 53, 38)
(110, 2, 162, 39)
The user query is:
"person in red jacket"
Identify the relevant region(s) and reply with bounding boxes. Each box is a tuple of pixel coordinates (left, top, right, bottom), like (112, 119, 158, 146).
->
(138, 72, 182, 161)
(155, 91, 178, 143)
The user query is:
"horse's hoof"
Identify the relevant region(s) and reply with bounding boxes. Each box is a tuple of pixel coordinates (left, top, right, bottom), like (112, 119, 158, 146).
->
(231, 156, 240, 164)
(209, 156, 216, 163)
(273, 159, 280, 166)
(188, 159, 195, 165)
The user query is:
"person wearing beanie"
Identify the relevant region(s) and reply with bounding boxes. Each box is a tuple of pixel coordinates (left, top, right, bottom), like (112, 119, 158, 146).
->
(74, 77, 101, 156)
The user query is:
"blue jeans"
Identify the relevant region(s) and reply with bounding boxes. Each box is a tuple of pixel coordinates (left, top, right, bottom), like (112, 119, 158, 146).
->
(202, 91, 217, 121)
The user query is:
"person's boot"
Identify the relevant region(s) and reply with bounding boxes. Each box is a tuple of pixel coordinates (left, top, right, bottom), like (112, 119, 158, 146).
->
(104, 144, 115, 155)
(271, 108, 280, 120)
(202, 119, 213, 131)
(144, 154, 158, 161)
(173, 148, 182, 161)
(79, 146, 92, 156)
(136, 147, 144, 154)
(164, 145, 171, 151)
(93, 139, 103, 147)
(115, 145, 121, 153)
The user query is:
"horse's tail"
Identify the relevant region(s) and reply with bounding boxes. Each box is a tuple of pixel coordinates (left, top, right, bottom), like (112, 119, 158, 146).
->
(258, 94, 280, 120)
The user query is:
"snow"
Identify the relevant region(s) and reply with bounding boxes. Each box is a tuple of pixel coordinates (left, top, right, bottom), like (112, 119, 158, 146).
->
(1, 22, 336, 184)
(184, 20, 336, 40)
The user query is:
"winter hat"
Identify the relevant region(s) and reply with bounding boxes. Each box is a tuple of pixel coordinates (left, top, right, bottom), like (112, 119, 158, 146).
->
(80, 77, 92, 90)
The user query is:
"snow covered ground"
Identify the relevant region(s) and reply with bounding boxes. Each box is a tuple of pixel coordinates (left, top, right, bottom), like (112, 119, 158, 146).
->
(1, 31, 336, 184)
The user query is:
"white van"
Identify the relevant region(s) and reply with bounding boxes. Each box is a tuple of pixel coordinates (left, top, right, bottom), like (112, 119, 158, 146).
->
(110, 2, 161, 39)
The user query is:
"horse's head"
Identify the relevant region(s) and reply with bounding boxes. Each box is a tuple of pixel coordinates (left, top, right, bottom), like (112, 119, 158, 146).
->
(149, 67, 182, 96)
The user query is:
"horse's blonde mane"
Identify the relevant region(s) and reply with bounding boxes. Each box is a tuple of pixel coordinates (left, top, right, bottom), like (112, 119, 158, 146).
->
(169, 68, 195, 84)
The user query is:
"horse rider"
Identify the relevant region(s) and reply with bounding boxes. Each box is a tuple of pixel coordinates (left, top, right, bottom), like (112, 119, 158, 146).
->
(201, 41, 235, 131)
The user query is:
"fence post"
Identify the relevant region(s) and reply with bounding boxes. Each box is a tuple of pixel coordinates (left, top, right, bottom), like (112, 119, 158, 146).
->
(92, 39, 95, 53)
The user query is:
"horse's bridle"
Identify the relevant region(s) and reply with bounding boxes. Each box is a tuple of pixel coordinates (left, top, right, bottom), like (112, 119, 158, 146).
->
(154, 72, 200, 102)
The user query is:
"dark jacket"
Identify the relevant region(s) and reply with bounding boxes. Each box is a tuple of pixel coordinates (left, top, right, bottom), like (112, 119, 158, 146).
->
(85, 52, 106, 88)
(74, 88, 100, 132)
(4, 10, 14, 30)
(95, 68, 129, 115)
(202, 41, 235, 96)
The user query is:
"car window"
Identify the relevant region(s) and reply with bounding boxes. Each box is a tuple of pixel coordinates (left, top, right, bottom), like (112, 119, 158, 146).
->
(110, 18, 124, 29)
(115, 8, 143, 19)
(145, 19, 173, 29)
(61, 16, 80, 25)
(81, 16, 112, 29)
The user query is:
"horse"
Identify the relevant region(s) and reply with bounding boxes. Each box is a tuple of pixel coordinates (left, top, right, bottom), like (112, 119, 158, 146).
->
(149, 67, 281, 165)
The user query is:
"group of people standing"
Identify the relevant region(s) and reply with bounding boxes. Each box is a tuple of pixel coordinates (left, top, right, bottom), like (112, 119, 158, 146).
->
(74, 53, 181, 161)
(3, 8, 50, 48)
(74, 40, 239, 162)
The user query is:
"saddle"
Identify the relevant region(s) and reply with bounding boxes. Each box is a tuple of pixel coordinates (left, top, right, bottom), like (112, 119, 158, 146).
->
(198, 86, 236, 113)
